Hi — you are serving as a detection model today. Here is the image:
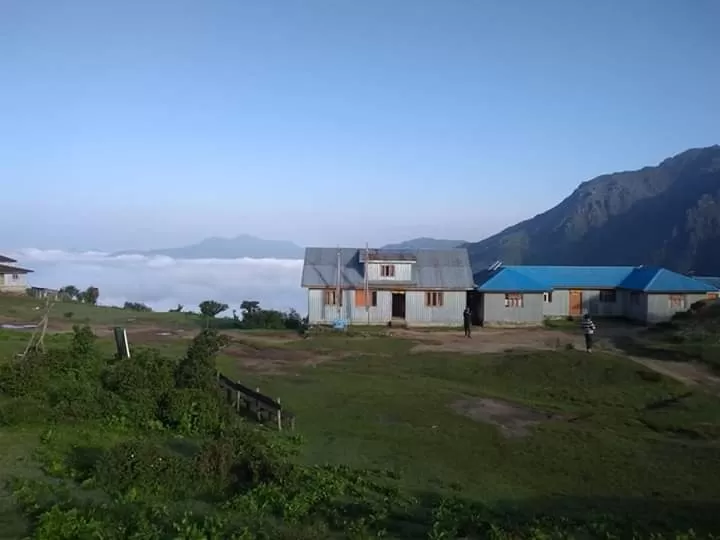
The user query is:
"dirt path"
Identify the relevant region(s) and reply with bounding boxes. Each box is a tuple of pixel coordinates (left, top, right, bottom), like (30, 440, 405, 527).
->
(624, 355, 720, 389)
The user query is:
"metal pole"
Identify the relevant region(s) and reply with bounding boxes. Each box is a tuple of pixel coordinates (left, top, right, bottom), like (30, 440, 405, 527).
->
(336, 247, 342, 321)
(365, 242, 370, 325)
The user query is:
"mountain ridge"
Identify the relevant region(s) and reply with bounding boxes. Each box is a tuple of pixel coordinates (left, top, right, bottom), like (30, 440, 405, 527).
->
(464, 145, 720, 274)
(113, 234, 305, 260)
(380, 237, 466, 250)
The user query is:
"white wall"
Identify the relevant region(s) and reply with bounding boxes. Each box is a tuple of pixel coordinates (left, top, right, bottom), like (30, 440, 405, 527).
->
(365, 262, 413, 281)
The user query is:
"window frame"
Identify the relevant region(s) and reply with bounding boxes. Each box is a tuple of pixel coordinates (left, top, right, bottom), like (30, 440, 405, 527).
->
(425, 291, 444, 307)
(324, 289, 342, 306)
(380, 264, 395, 278)
(543, 292, 553, 303)
(669, 294, 686, 309)
(599, 289, 617, 303)
(504, 293, 524, 308)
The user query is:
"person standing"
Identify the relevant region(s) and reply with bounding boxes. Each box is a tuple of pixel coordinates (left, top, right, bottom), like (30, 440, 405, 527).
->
(581, 313, 596, 352)
(463, 306, 472, 338)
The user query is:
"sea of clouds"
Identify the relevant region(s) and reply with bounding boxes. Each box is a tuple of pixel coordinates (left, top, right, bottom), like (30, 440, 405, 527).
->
(8, 249, 305, 315)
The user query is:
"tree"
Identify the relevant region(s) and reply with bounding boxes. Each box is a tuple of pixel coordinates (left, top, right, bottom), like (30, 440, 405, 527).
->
(169, 304, 184, 313)
(78, 286, 100, 305)
(199, 300, 228, 328)
(59, 285, 80, 301)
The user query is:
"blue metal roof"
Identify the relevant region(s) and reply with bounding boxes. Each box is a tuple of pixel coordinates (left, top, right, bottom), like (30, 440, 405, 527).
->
(693, 276, 720, 290)
(619, 267, 718, 292)
(476, 268, 547, 292)
(474, 265, 718, 293)
(502, 265, 636, 289)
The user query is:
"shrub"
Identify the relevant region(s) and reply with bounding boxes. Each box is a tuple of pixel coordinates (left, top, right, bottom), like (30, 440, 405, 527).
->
(123, 302, 152, 312)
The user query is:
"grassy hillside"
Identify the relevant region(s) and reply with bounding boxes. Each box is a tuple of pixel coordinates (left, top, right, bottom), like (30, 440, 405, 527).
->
(0, 294, 207, 330)
(0, 318, 719, 538)
(466, 145, 720, 274)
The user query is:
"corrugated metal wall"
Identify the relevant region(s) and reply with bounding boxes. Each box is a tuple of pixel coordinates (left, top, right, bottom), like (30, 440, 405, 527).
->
(483, 292, 544, 325)
(646, 293, 707, 323)
(307, 288, 466, 325)
(0, 273, 28, 292)
(543, 289, 625, 318)
(365, 262, 413, 281)
(405, 290, 465, 326)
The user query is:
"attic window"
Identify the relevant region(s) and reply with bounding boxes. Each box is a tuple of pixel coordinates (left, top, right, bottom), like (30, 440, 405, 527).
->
(425, 292, 444, 307)
(380, 264, 395, 277)
(324, 290, 342, 306)
(505, 293, 524, 308)
(599, 290, 616, 303)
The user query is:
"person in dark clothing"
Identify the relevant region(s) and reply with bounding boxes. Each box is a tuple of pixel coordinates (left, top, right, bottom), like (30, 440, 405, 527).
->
(463, 306, 472, 338)
(581, 313, 596, 352)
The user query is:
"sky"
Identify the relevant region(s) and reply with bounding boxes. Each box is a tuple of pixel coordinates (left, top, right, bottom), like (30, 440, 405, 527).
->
(2, 0, 719, 251)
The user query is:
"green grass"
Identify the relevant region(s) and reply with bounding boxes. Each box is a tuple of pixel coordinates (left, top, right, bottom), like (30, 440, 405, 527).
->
(216, 336, 720, 528)
(3, 325, 720, 534)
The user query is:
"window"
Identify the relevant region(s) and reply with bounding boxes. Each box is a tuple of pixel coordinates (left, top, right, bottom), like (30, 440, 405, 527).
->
(543, 292, 553, 303)
(669, 295, 686, 309)
(324, 290, 342, 305)
(355, 289, 377, 307)
(599, 290, 617, 303)
(12, 274, 20, 281)
(504, 293, 524, 308)
(425, 292, 444, 307)
(380, 264, 395, 278)
(630, 292, 642, 305)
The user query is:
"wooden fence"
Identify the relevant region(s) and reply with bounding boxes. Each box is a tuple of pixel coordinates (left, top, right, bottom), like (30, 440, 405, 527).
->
(216, 371, 295, 431)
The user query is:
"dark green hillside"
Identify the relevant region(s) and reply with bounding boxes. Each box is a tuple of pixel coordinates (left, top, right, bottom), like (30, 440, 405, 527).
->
(466, 145, 720, 274)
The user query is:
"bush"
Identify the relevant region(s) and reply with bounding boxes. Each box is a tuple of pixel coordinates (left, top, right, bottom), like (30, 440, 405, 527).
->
(123, 301, 152, 312)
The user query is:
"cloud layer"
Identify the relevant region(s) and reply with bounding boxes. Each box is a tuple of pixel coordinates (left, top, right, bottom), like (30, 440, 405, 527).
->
(9, 249, 305, 315)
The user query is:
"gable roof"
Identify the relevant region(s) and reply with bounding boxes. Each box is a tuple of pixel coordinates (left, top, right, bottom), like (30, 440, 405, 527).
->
(618, 267, 717, 292)
(0, 263, 33, 274)
(474, 265, 717, 293)
(503, 265, 636, 289)
(693, 276, 720, 290)
(475, 268, 547, 292)
(301, 247, 474, 289)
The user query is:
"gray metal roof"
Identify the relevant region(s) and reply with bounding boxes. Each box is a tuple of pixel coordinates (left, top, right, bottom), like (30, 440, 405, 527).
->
(301, 247, 474, 289)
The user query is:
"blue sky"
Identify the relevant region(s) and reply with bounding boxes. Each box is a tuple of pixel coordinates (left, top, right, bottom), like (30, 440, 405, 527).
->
(2, 0, 719, 251)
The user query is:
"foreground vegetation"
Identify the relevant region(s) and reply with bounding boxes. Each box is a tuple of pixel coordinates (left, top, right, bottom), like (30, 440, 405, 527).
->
(0, 321, 718, 538)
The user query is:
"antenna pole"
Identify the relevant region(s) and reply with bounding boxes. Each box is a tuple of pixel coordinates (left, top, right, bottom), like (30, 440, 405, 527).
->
(365, 242, 370, 325)
(336, 247, 342, 321)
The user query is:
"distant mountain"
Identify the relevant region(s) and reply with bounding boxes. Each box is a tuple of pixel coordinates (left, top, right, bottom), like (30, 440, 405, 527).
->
(381, 237, 466, 250)
(465, 145, 720, 275)
(114, 235, 304, 260)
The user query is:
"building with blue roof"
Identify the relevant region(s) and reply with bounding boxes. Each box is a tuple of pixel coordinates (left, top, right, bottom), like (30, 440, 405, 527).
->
(473, 264, 719, 326)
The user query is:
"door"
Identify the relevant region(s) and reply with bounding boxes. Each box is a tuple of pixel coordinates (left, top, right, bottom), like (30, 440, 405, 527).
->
(391, 292, 406, 319)
(569, 290, 583, 316)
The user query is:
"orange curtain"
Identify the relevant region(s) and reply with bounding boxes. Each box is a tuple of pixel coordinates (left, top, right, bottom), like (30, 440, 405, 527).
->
(355, 290, 366, 306)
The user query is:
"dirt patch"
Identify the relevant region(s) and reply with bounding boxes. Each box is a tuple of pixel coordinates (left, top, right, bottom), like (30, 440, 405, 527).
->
(451, 397, 561, 438)
(405, 328, 574, 354)
(222, 341, 343, 374)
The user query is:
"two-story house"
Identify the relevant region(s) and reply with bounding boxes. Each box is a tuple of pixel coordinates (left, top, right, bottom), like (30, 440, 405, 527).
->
(301, 247, 475, 326)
